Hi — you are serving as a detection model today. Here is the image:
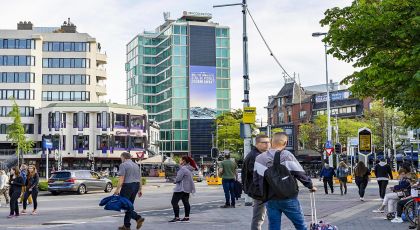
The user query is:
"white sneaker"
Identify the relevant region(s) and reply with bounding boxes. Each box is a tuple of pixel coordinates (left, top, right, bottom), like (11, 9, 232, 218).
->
(373, 209, 385, 213)
(360, 197, 364, 201)
(391, 217, 403, 223)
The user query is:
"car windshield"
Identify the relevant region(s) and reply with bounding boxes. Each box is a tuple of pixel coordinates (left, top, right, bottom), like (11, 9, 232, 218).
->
(51, 172, 71, 179)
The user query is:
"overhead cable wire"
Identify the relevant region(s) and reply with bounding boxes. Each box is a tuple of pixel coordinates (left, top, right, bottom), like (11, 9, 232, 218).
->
(246, 7, 293, 81)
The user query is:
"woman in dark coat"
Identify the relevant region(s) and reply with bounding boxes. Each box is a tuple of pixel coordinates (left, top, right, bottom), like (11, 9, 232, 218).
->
(354, 161, 370, 201)
(8, 166, 24, 218)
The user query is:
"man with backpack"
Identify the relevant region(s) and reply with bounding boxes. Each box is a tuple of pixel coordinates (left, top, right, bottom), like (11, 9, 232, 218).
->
(254, 132, 316, 230)
(242, 134, 271, 230)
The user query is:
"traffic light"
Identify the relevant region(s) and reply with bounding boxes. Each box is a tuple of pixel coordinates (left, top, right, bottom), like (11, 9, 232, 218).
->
(335, 143, 342, 154)
(211, 147, 219, 159)
(52, 134, 60, 149)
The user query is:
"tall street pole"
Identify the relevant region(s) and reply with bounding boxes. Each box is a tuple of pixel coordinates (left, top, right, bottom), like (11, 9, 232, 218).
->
(312, 32, 332, 165)
(214, 0, 253, 206)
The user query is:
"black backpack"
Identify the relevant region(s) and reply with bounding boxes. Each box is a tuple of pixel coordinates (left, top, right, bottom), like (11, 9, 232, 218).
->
(263, 150, 299, 201)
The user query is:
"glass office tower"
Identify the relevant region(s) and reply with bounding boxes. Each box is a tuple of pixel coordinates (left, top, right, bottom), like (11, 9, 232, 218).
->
(126, 12, 230, 156)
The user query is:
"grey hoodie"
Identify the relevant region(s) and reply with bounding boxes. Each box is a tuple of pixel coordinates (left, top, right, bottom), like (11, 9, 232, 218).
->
(174, 164, 196, 194)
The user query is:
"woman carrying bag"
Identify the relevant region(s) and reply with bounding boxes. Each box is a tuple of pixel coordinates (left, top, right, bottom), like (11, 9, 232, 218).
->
(336, 161, 350, 195)
(169, 156, 197, 223)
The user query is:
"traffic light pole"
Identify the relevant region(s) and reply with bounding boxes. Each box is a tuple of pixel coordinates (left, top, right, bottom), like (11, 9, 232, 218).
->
(214, 0, 253, 206)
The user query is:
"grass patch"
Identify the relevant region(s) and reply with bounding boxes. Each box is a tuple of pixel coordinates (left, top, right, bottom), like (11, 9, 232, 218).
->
(109, 177, 146, 187)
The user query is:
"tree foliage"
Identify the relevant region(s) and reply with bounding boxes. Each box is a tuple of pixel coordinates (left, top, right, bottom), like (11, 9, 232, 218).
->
(320, 0, 420, 127)
(364, 100, 405, 151)
(216, 109, 244, 155)
(6, 100, 34, 158)
(299, 115, 375, 152)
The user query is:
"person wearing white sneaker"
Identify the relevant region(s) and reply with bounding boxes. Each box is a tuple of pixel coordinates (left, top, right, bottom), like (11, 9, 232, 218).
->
(372, 169, 410, 218)
(390, 217, 403, 223)
(354, 161, 370, 201)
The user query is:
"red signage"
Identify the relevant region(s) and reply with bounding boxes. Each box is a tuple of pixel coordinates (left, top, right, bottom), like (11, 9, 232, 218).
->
(136, 151, 145, 160)
(326, 148, 334, 157)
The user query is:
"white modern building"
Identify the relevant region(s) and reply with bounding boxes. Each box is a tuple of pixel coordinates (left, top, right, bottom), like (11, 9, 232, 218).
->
(0, 20, 158, 175)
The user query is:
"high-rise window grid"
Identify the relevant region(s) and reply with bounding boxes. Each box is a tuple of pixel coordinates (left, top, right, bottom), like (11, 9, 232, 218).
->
(42, 42, 90, 52)
(0, 72, 35, 83)
(0, 56, 35, 66)
(0, 39, 35, 49)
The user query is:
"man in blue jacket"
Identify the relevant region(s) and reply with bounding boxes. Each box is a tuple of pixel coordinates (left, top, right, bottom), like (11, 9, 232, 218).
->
(114, 152, 145, 230)
(320, 163, 336, 194)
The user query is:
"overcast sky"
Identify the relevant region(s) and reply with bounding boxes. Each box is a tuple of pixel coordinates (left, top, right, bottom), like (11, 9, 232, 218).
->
(1, 0, 354, 123)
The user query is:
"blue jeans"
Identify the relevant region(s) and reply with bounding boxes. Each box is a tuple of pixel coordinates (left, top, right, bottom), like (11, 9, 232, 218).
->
(222, 179, 236, 206)
(266, 198, 307, 230)
(120, 182, 141, 227)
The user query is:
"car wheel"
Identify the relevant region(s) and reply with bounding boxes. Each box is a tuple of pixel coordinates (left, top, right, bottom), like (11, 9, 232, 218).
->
(104, 183, 113, 193)
(51, 191, 60, 195)
(77, 184, 86, 195)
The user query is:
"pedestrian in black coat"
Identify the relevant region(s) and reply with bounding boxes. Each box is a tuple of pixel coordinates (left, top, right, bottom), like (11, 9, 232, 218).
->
(8, 166, 24, 218)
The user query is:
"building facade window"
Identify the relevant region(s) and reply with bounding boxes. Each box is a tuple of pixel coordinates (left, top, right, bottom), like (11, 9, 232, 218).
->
(0, 72, 35, 83)
(42, 74, 90, 85)
(277, 98, 282, 107)
(73, 135, 89, 150)
(299, 110, 307, 119)
(42, 91, 90, 101)
(72, 113, 89, 129)
(97, 112, 110, 130)
(0, 124, 33, 134)
(0, 56, 35, 66)
(0, 39, 35, 49)
(42, 42, 90, 52)
(0, 89, 35, 100)
(115, 114, 127, 128)
(42, 58, 90, 68)
(278, 112, 284, 123)
(0, 106, 34, 117)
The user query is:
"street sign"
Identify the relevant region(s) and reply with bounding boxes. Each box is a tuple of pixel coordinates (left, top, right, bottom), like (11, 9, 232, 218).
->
(358, 127, 372, 155)
(243, 107, 256, 124)
(326, 148, 334, 156)
(136, 151, 145, 160)
(325, 140, 332, 149)
(43, 139, 52, 149)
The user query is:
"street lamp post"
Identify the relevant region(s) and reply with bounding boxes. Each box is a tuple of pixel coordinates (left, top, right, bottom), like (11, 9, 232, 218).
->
(312, 32, 332, 165)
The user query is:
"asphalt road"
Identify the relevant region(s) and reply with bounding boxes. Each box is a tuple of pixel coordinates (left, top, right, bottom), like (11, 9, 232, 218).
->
(0, 179, 223, 228)
(0, 179, 412, 230)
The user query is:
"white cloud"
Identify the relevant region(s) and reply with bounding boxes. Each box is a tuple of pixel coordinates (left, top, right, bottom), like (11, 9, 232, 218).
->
(1, 0, 354, 122)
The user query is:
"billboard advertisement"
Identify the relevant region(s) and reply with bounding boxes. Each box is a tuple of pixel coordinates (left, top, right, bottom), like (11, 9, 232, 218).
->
(315, 91, 351, 103)
(189, 65, 217, 119)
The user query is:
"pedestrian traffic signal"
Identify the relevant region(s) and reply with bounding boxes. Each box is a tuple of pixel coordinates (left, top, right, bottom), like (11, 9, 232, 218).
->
(335, 143, 342, 154)
(211, 147, 219, 159)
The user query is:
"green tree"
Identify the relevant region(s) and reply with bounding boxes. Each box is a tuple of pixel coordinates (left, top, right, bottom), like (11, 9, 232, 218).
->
(299, 115, 376, 152)
(6, 100, 34, 165)
(320, 0, 420, 127)
(216, 110, 244, 156)
(364, 100, 405, 152)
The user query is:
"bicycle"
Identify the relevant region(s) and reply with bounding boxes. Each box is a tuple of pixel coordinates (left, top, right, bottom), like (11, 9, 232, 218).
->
(403, 190, 419, 227)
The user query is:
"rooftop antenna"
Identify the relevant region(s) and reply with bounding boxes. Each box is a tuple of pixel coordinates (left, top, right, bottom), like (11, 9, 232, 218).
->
(163, 12, 170, 21)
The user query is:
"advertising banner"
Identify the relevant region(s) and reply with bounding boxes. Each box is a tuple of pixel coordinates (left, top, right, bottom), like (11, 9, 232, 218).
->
(189, 65, 217, 119)
(315, 91, 351, 103)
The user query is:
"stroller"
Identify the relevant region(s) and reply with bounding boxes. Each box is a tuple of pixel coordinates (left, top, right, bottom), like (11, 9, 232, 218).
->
(309, 192, 338, 230)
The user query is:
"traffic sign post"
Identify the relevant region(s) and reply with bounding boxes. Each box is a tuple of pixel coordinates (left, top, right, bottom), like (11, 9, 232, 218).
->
(326, 148, 334, 157)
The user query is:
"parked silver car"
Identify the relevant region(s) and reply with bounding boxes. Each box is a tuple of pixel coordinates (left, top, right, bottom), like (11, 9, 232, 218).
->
(48, 170, 113, 195)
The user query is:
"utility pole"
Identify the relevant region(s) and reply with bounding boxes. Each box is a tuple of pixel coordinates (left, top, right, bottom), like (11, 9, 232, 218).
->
(214, 0, 253, 206)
